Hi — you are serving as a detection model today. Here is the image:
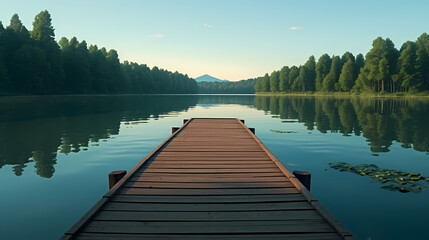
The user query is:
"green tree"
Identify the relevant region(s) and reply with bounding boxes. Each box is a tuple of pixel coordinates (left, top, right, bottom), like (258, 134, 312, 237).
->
(8, 14, 23, 32)
(416, 33, 429, 91)
(339, 59, 355, 91)
(360, 37, 398, 92)
(262, 73, 270, 92)
(0, 21, 7, 92)
(355, 53, 365, 80)
(341, 52, 355, 67)
(315, 54, 331, 91)
(30, 10, 55, 41)
(299, 56, 316, 91)
(288, 66, 300, 92)
(270, 71, 279, 92)
(395, 42, 417, 92)
(322, 56, 341, 91)
(31, 10, 64, 93)
(279, 66, 290, 92)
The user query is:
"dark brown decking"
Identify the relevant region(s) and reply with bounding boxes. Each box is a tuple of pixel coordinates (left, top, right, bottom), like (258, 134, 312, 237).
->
(63, 118, 352, 240)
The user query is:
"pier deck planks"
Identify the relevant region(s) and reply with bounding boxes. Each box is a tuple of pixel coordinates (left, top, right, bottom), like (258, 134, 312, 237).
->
(64, 118, 352, 240)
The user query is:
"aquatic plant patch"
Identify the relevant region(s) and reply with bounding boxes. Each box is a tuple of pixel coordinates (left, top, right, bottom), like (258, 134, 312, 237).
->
(329, 162, 429, 193)
(270, 130, 298, 133)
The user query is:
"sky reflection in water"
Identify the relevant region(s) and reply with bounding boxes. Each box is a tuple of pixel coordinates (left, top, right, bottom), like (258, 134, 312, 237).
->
(0, 95, 428, 240)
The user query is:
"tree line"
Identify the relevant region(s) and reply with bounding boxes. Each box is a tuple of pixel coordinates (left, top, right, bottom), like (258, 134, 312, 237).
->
(254, 34, 429, 94)
(0, 11, 197, 95)
(197, 78, 257, 93)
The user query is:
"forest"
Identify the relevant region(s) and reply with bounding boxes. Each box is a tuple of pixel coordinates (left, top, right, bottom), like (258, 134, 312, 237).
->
(254, 34, 429, 94)
(0, 11, 197, 95)
(197, 78, 257, 93)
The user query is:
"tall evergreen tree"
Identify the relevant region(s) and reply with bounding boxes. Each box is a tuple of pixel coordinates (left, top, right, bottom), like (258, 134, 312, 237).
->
(395, 42, 417, 92)
(279, 66, 290, 92)
(315, 54, 331, 91)
(270, 71, 279, 92)
(357, 37, 398, 92)
(355, 53, 365, 80)
(261, 73, 270, 92)
(322, 56, 341, 91)
(8, 14, 23, 32)
(288, 66, 299, 92)
(30, 10, 55, 41)
(31, 10, 63, 93)
(341, 52, 355, 67)
(339, 59, 355, 91)
(299, 56, 316, 91)
(416, 33, 429, 91)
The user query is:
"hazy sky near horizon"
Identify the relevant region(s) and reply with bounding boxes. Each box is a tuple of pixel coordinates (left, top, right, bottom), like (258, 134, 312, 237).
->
(1, 0, 428, 81)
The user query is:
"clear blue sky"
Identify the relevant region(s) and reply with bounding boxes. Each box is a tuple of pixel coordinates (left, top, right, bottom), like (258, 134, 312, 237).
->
(1, 0, 428, 81)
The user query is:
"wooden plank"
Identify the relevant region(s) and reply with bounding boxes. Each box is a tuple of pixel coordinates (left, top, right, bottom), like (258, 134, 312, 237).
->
(111, 194, 307, 203)
(130, 172, 286, 178)
(103, 201, 311, 212)
(145, 164, 276, 169)
(125, 182, 294, 189)
(75, 233, 342, 240)
(148, 160, 273, 164)
(129, 176, 289, 183)
(139, 168, 281, 173)
(119, 187, 299, 195)
(83, 220, 334, 234)
(155, 152, 269, 157)
(152, 157, 272, 161)
(94, 210, 322, 221)
(161, 149, 265, 152)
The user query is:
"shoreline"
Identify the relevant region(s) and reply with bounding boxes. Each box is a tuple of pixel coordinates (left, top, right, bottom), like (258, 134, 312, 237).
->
(255, 92, 429, 98)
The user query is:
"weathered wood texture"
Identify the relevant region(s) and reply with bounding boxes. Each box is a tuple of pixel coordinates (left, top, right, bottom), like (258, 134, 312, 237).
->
(64, 118, 352, 240)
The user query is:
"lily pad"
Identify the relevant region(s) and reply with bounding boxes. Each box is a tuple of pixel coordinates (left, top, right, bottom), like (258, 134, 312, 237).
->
(329, 162, 429, 193)
(270, 130, 298, 134)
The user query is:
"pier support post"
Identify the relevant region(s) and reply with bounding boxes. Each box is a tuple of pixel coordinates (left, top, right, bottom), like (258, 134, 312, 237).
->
(183, 119, 189, 124)
(108, 170, 127, 189)
(293, 170, 311, 191)
(249, 128, 255, 134)
(172, 127, 180, 134)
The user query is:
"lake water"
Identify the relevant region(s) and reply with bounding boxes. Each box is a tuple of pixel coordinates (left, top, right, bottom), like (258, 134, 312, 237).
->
(0, 94, 428, 240)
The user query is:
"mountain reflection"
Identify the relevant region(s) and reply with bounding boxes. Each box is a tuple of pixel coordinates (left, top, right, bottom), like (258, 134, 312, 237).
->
(255, 96, 429, 153)
(0, 95, 197, 178)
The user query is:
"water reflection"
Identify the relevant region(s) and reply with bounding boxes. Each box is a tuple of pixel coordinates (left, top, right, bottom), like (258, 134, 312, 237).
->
(0, 95, 198, 178)
(1, 95, 428, 178)
(255, 96, 429, 153)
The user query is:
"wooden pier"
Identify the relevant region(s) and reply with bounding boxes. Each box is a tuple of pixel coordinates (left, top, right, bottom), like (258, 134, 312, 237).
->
(63, 118, 352, 240)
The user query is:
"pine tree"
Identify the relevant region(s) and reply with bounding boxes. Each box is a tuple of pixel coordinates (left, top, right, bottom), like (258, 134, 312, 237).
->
(339, 59, 355, 91)
(8, 14, 23, 32)
(316, 54, 331, 91)
(300, 56, 316, 91)
(322, 56, 341, 91)
(270, 71, 279, 92)
(396, 42, 417, 92)
(416, 33, 429, 91)
(279, 66, 290, 92)
(288, 66, 299, 92)
(30, 10, 55, 41)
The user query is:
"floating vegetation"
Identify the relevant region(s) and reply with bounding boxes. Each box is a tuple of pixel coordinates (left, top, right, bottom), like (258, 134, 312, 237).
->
(282, 120, 298, 123)
(329, 162, 429, 193)
(270, 130, 298, 134)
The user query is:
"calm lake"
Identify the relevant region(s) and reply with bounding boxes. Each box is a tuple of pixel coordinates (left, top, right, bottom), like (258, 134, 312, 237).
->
(1, 94, 428, 240)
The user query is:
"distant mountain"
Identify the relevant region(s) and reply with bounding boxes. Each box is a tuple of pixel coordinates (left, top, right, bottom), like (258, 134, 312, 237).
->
(194, 74, 229, 82)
